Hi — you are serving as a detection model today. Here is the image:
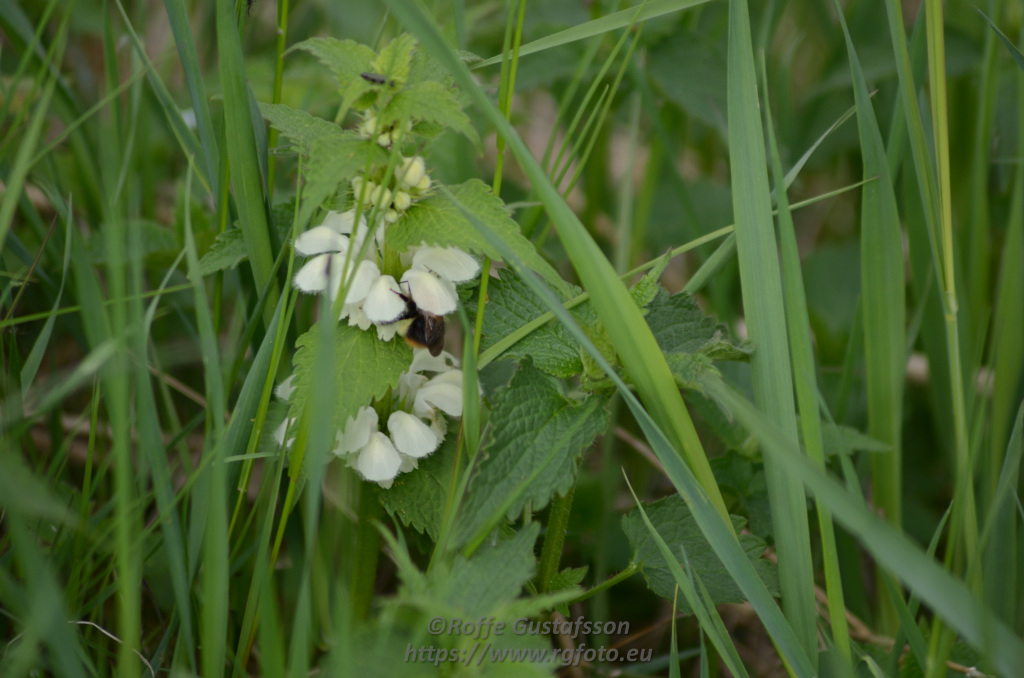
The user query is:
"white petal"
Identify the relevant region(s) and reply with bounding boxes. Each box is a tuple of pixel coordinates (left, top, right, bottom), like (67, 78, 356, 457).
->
(363, 275, 407, 323)
(408, 348, 457, 375)
(401, 268, 457, 315)
(398, 156, 426, 188)
(320, 209, 364, 235)
(273, 417, 294, 448)
(398, 455, 418, 474)
(414, 369, 464, 418)
(387, 411, 439, 458)
(397, 372, 428, 407)
(274, 375, 296, 401)
(336, 406, 379, 456)
(346, 304, 372, 330)
(355, 432, 402, 482)
(412, 246, 480, 283)
(376, 322, 400, 341)
(293, 254, 332, 293)
(330, 259, 379, 305)
(295, 226, 349, 256)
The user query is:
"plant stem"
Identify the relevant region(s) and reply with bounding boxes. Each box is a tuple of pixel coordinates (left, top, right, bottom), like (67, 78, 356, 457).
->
(350, 483, 381, 621)
(536, 485, 575, 592)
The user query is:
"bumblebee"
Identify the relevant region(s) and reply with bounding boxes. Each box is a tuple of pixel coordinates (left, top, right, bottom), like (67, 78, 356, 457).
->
(393, 290, 446, 356)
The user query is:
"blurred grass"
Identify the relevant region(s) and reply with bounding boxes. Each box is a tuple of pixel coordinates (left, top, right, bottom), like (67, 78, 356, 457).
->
(1, 0, 1023, 676)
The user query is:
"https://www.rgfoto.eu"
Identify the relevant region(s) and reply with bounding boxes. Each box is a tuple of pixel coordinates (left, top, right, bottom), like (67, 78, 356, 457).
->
(406, 616, 652, 667)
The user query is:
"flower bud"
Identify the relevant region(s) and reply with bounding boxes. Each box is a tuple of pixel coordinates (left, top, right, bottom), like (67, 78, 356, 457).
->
(393, 190, 411, 211)
(370, 185, 392, 209)
(384, 209, 400, 223)
(415, 173, 431, 192)
(399, 156, 426, 188)
(376, 132, 391, 148)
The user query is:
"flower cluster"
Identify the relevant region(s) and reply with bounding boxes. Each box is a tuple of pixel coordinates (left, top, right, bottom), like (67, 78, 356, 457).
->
(274, 349, 465, 487)
(292, 207, 479, 342)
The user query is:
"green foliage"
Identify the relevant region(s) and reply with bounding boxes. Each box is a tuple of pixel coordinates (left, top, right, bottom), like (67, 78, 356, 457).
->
(287, 323, 412, 433)
(623, 494, 780, 614)
(455, 361, 607, 547)
(380, 434, 460, 541)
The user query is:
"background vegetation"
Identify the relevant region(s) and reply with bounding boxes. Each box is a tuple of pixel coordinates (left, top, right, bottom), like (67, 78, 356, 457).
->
(1, 0, 1022, 676)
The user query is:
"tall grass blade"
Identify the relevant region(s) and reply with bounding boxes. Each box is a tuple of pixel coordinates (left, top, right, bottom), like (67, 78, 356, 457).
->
(726, 0, 816, 662)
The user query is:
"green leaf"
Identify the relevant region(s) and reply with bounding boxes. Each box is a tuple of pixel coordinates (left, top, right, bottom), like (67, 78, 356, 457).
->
(287, 323, 412, 433)
(646, 289, 752, 360)
(548, 565, 588, 616)
(818, 422, 891, 458)
(291, 37, 378, 111)
(259, 102, 345, 155)
(198, 229, 247, 275)
(388, 179, 568, 294)
(630, 251, 671, 310)
(380, 80, 478, 146)
(440, 523, 541, 618)
(303, 133, 388, 213)
(622, 494, 779, 614)
(379, 434, 459, 541)
(648, 28, 727, 134)
(372, 33, 417, 86)
(479, 271, 589, 379)
(455, 361, 607, 548)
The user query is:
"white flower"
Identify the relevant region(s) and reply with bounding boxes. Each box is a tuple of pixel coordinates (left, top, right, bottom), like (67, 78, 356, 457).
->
(400, 268, 457, 315)
(321, 208, 382, 257)
(396, 349, 458, 404)
(354, 432, 402, 483)
(387, 411, 439, 458)
(335, 406, 378, 456)
(363, 275, 407, 323)
(412, 246, 480, 283)
(274, 375, 296, 401)
(414, 369, 464, 418)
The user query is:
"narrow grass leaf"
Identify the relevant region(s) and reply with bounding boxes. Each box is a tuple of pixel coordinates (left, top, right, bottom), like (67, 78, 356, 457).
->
(726, 0, 816, 661)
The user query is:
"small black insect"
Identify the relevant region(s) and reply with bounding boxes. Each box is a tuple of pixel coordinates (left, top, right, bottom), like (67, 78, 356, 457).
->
(391, 288, 445, 356)
(360, 72, 394, 87)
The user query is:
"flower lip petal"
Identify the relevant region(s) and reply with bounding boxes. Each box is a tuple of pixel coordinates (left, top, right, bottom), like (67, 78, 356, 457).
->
(355, 432, 402, 482)
(387, 411, 439, 458)
(411, 246, 480, 283)
(330, 259, 380, 305)
(293, 253, 333, 293)
(320, 209, 364, 236)
(295, 226, 349, 256)
(363, 275, 407, 323)
(414, 369, 464, 418)
(400, 268, 457, 315)
(337, 406, 379, 456)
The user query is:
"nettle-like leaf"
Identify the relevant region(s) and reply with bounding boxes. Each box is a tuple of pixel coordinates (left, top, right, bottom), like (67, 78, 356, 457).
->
(441, 523, 541, 619)
(646, 288, 752, 360)
(290, 37, 378, 111)
(287, 323, 412, 432)
(259, 102, 346, 155)
(379, 80, 478, 146)
(379, 434, 460, 541)
(199, 203, 293, 276)
(479, 271, 592, 379)
(388, 179, 568, 295)
(302, 134, 388, 214)
(548, 565, 588, 616)
(622, 494, 779, 614)
(371, 33, 416, 87)
(454, 361, 608, 547)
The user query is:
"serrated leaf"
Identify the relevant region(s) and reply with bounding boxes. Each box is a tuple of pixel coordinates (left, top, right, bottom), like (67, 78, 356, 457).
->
(288, 323, 412, 432)
(819, 421, 890, 457)
(372, 34, 417, 86)
(380, 80, 478, 146)
(646, 289, 752, 360)
(379, 434, 459, 541)
(198, 228, 247, 275)
(664, 352, 717, 390)
(622, 494, 779, 614)
(439, 523, 540, 618)
(548, 565, 588, 617)
(389, 180, 568, 295)
(291, 37, 378, 111)
(479, 271, 587, 378)
(455, 361, 607, 546)
(303, 133, 387, 213)
(259, 102, 345, 155)
(631, 250, 671, 310)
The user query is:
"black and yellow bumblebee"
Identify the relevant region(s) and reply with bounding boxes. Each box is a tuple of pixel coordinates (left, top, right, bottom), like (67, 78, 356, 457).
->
(393, 290, 446, 357)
